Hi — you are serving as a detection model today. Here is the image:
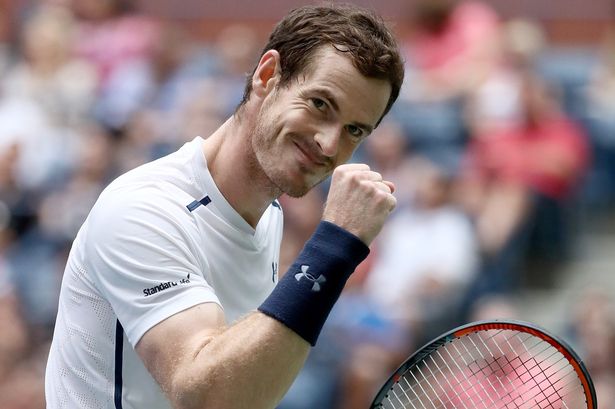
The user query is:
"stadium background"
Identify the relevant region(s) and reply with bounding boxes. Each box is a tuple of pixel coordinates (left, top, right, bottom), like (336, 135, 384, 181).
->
(0, 0, 614, 407)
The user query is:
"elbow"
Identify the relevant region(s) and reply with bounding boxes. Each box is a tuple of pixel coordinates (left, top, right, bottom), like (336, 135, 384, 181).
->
(169, 362, 248, 409)
(169, 367, 277, 409)
(168, 366, 218, 409)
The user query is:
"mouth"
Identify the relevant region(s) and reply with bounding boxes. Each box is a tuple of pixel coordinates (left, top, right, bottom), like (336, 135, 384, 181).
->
(293, 141, 328, 168)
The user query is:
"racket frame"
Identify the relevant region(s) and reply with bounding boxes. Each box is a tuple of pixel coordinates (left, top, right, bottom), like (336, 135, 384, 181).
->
(369, 319, 597, 409)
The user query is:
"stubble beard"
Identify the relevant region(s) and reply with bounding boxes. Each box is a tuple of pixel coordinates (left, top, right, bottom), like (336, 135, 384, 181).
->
(250, 115, 322, 199)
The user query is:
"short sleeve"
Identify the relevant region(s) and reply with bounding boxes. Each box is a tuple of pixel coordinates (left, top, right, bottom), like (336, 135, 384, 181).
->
(83, 184, 220, 347)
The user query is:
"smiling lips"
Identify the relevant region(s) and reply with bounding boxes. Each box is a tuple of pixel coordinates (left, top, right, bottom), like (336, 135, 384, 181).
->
(294, 141, 328, 168)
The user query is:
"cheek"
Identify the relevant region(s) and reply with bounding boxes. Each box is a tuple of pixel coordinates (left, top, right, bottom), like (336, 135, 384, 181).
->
(255, 107, 285, 143)
(282, 108, 314, 132)
(267, 101, 305, 129)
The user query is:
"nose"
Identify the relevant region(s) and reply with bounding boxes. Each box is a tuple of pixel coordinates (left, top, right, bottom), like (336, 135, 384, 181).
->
(314, 124, 342, 158)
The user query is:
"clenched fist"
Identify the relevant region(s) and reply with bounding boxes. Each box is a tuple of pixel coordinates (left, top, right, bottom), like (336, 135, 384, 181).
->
(322, 164, 396, 246)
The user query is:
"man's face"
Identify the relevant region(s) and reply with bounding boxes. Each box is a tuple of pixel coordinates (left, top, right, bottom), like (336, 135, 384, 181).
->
(250, 47, 391, 197)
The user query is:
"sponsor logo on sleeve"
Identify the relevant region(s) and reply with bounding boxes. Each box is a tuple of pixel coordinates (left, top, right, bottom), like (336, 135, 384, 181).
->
(143, 273, 191, 297)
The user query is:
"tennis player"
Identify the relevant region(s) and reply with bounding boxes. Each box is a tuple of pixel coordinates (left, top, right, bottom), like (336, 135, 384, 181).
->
(45, 4, 404, 409)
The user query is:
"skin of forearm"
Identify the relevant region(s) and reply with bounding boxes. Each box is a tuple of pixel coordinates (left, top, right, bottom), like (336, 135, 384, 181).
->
(169, 312, 310, 409)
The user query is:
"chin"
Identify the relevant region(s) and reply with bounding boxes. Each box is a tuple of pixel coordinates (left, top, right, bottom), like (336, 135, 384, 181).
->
(272, 170, 322, 198)
(276, 177, 313, 198)
(283, 186, 312, 198)
(256, 146, 328, 198)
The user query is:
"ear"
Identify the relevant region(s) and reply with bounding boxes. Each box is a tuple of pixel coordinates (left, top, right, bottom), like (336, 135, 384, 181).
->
(252, 50, 281, 98)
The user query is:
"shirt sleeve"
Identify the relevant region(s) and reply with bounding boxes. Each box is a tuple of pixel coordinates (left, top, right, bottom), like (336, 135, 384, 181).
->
(83, 184, 221, 347)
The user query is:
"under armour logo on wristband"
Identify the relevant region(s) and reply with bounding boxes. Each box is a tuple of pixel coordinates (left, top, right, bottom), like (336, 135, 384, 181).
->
(294, 265, 326, 292)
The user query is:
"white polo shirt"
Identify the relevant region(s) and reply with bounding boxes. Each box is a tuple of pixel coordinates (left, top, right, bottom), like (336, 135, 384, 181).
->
(45, 137, 283, 409)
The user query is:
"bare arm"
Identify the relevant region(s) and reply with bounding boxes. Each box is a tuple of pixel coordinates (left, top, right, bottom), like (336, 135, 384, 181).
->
(136, 303, 308, 409)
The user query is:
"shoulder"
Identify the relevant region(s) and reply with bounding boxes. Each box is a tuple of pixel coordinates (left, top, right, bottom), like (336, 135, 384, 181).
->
(84, 168, 203, 260)
(100, 179, 194, 227)
(94, 141, 203, 224)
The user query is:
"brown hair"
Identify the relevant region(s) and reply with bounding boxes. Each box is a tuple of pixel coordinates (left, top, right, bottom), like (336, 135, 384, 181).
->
(238, 4, 404, 125)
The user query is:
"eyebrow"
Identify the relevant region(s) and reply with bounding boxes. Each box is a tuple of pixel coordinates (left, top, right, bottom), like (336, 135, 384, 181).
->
(312, 87, 374, 135)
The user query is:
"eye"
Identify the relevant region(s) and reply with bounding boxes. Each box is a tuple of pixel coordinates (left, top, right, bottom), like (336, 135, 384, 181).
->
(346, 124, 364, 139)
(311, 98, 327, 111)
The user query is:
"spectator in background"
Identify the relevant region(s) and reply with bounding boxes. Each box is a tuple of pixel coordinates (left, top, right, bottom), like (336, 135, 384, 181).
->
(401, 0, 500, 101)
(0, 5, 93, 191)
(0, 178, 28, 385)
(36, 123, 116, 245)
(0, 144, 34, 237)
(105, 21, 220, 168)
(0, 5, 89, 344)
(71, 0, 157, 85)
(390, 0, 501, 175)
(171, 24, 262, 145)
(71, 0, 160, 131)
(174, 78, 229, 144)
(586, 29, 615, 114)
(584, 27, 615, 208)
(210, 24, 262, 116)
(465, 18, 546, 136)
(0, 148, 47, 409)
(2, 5, 97, 128)
(460, 74, 589, 300)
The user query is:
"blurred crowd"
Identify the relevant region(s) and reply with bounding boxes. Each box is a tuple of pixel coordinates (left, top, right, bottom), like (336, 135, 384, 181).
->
(0, 0, 614, 408)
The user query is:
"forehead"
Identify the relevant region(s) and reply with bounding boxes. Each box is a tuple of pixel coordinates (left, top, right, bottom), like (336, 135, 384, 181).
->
(295, 47, 391, 126)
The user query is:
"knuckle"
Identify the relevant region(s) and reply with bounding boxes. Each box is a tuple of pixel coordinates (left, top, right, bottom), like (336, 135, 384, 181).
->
(373, 188, 389, 202)
(331, 167, 344, 179)
(349, 171, 365, 185)
(388, 195, 397, 210)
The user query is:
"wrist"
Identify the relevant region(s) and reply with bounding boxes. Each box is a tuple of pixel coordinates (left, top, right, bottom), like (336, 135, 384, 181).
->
(258, 221, 370, 345)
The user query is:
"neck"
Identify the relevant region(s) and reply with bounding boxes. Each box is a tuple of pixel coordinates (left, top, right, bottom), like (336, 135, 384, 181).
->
(202, 115, 280, 228)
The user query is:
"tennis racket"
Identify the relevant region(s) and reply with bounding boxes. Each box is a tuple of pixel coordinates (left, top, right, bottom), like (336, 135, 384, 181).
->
(370, 320, 596, 409)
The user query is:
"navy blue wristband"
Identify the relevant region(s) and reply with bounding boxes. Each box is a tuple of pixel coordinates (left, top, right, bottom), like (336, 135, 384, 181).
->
(258, 221, 370, 346)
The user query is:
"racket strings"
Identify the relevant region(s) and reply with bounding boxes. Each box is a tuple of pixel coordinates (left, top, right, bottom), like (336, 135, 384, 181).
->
(393, 331, 544, 408)
(474, 332, 585, 408)
(463, 331, 572, 407)
(401, 339, 578, 409)
(436, 332, 552, 408)
(454, 331, 535, 406)
(381, 329, 586, 409)
(385, 346, 582, 409)
(387, 331, 524, 409)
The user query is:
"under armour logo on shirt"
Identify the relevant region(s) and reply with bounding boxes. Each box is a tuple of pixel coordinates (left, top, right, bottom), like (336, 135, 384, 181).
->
(294, 265, 326, 292)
